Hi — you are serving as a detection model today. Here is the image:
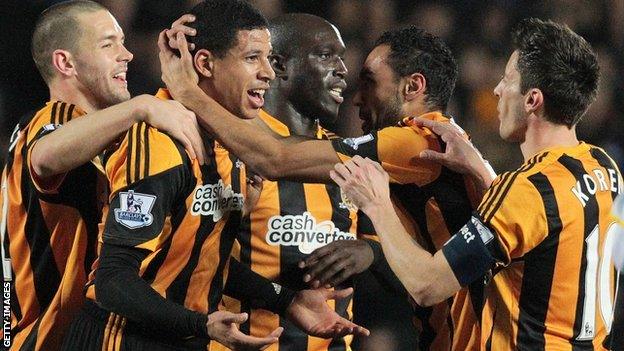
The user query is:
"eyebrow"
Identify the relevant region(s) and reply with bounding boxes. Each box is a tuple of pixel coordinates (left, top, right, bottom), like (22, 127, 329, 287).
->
(99, 34, 123, 42)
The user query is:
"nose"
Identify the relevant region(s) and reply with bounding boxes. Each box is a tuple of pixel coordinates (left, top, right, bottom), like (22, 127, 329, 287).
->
(333, 57, 348, 80)
(259, 56, 276, 82)
(119, 44, 133, 63)
(493, 81, 502, 98)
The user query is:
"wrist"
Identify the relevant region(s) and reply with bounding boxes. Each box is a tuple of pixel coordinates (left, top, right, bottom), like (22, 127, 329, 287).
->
(129, 95, 150, 123)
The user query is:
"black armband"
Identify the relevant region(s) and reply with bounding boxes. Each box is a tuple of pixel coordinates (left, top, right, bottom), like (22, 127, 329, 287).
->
(442, 215, 499, 287)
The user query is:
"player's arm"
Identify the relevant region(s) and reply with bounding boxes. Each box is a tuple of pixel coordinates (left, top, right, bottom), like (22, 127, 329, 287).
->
(158, 30, 338, 183)
(224, 258, 370, 338)
(29, 95, 206, 180)
(331, 156, 502, 306)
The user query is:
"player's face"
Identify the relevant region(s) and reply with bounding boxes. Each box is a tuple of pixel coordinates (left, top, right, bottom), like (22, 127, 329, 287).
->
(73, 10, 133, 110)
(211, 29, 275, 120)
(288, 25, 347, 125)
(354, 45, 403, 133)
(494, 51, 527, 142)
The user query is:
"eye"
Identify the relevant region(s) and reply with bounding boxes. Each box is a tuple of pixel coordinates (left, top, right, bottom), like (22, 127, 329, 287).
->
(102, 43, 113, 49)
(319, 52, 330, 60)
(246, 55, 259, 62)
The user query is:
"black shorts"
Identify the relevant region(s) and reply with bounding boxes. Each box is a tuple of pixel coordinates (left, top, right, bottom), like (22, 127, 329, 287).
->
(61, 301, 209, 351)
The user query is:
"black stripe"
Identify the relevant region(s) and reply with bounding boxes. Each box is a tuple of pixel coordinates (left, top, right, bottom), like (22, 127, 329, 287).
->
(237, 214, 252, 335)
(325, 183, 352, 351)
(20, 146, 61, 334)
(484, 157, 543, 223)
(58, 102, 67, 124)
(134, 123, 143, 183)
(610, 272, 624, 350)
(478, 171, 512, 214)
(558, 155, 598, 351)
(590, 147, 620, 200)
(143, 124, 150, 178)
(277, 180, 309, 351)
(126, 128, 133, 185)
(50, 102, 58, 125)
(66, 104, 75, 122)
(18, 315, 42, 351)
(517, 172, 562, 350)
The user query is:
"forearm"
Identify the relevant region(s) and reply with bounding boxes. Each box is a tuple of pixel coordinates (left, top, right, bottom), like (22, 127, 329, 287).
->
(365, 204, 452, 306)
(30, 97, 147, 178)
(95, 243, 208, 339)
(178, 88, 337, 182)
(470, 159, 496, 198)
(224, 258, 296, 315)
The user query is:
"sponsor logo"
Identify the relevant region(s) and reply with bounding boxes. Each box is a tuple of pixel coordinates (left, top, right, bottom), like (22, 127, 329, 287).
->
(42, 123, 61, 132)
(266, 212, 356, 254)
(191, 179, 244, 221)
(342, 134, 374, 150)
(114, 191, 156, 229)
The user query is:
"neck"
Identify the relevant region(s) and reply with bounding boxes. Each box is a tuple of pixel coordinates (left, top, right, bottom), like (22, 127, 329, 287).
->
(400, 99, 433, 124)
(520, 117, 579, 161)
(263, 89, 318, 137)
(48, 80, 99, 113)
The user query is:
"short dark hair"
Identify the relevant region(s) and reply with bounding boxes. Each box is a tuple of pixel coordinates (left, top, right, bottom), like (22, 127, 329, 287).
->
(512, 18, 599, 127)
(32, 0, 107, 84)
(189, 0, 268, 58)
(374, 26, 458, 111)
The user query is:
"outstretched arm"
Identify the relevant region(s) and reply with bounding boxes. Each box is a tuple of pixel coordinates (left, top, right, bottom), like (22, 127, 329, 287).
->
(30, 95, 206, 179)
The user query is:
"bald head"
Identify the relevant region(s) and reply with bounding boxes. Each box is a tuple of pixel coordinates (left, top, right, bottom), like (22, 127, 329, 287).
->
(269, 13, 342, 58)
(266, 13, 347, 125)
(32, 0, 107, 84)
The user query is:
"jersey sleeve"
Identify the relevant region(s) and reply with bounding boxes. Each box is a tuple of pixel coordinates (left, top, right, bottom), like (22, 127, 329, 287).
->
(442, 173, 549, 286)
(102, 122, 193, 250)
(331, 126, 442, 185)
(26, 102, 82, 194)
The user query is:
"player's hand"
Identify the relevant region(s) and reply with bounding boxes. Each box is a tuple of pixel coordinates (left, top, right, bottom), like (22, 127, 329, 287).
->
(411, 117, 495, 189)
(330, 156, 391, 216)
(166, 14, 197, 51)
(285, 288, 370, 339)
(158, 29, 200, 102)
(243, 173, 264, 217)
(299, 240, 374, 288)
(134, 95, 207, 165)
(206, 311, 283, 350)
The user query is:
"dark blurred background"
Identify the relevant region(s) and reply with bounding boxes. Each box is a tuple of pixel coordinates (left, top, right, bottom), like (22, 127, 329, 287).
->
(2, 0, 623, 172)
(1, 1, 623, 349)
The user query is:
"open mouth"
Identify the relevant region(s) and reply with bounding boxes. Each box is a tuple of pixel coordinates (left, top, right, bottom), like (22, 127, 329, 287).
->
(247, 88, 266, 109)
(329, 87, 344, 104)
(113, 72, 127, 85)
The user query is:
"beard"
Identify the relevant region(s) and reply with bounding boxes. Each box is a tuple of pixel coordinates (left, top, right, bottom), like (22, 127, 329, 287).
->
(75, 59, 130, 110)
(376, 91, 403, 129)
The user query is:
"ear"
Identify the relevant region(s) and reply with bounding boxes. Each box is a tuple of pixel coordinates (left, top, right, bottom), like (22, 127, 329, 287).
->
(524, 88, 543, 115)
(403, 73, 426, 101)
(269, 54, 288, 80)
(51, 49, 75, 78)
(194, 49, 214, 78)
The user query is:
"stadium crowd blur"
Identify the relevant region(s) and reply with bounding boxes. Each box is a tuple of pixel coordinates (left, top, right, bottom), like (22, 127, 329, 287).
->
(1, 0, 623, 349)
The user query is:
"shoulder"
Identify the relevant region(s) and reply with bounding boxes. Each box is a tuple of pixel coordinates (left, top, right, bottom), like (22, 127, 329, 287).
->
(106, 122, 191, 185)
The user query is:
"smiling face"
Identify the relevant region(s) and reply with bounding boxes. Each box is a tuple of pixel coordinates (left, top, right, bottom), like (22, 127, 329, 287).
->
(286, 23, 347, 125)
(210, 28, 275, 120)
(354, 44, 403, 133)
(493, 51, 527, 142)
(73, 10, 133, 110)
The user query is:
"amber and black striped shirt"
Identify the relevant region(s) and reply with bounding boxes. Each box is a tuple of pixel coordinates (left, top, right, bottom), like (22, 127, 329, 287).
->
(331, 111, 481, 351)
(466, 142, 621, 350)
(2, 101, 105, 351)
(211, 110, 360, 351)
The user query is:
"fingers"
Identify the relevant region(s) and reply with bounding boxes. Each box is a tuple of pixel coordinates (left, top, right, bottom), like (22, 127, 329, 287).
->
(329, 169, 346, 187)
(418, 149, 446, 163)
(303, 254, 340, 287)
(157, 30, 173, 57)
(326, 268, 353, 287)
(299, 244, 333, 269)
(312, 256, 351, 288)
(324, 287, 354, 301)
(230, 328, 279, 350)
(171, 14, 196, 28)
(221, 312, 249, 324)
(168, 14, 197, 51)
(176, 31, 192, 60)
